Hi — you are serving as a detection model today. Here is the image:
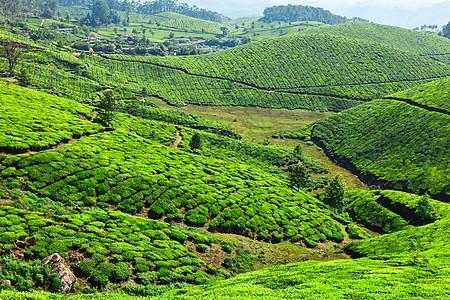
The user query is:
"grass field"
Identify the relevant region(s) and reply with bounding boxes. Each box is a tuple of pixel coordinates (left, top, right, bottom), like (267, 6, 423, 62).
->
(152, 98, 334, 142)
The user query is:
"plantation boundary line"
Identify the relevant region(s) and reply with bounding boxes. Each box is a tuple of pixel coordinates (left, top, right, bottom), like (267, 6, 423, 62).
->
(383, 97, 450, 116)
(99, 55, 450, 101)
(97, 55, 364, 101)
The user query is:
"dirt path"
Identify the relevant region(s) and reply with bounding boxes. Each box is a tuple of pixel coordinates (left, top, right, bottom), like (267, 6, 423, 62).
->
(170, 130, 182, 149)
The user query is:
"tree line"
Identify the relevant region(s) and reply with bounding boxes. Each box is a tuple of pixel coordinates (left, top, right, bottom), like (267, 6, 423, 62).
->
(60, 0, 229, 23)
(261, 4, 368, 25)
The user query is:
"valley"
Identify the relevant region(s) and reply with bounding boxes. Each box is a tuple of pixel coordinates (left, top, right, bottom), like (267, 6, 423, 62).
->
(0, 1, 449, 299)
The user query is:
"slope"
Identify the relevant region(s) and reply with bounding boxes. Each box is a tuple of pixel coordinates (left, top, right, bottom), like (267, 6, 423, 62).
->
(4, 29, 450, 112)
(0, 83, 345, 292)
(311, 77, 450, 199)
(303, 22, 450, 64)
(94, 34, 450, 111)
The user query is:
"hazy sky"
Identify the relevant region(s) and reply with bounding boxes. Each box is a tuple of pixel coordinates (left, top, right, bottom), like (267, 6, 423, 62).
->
(270, 0, 449, 8)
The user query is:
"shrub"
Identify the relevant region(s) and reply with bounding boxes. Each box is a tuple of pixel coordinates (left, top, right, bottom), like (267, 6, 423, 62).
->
(135, 272, 157, 285)
(77, 259, 95, 276)
(196, 244, 208, 253)
(49, 273, 61, 292)
(111, 262, 131, 283)
(185, 214, 208, 227)
(221, 241, 234, 253)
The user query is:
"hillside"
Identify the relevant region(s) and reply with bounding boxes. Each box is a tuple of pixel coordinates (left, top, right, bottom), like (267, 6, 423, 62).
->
(87, 34, 450, 111)
(0, 82, 347, 293)
(3, 28, 450, 112)
(311, 77, 450, 199)
(303, 22, 450, 64)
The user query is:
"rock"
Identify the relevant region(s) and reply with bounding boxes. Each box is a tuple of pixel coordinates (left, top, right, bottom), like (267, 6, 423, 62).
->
(42, 253, 76, 293)
(1, 279, 11, 286)
(16, 240, 30, 248)
(12, 250, 24, 259)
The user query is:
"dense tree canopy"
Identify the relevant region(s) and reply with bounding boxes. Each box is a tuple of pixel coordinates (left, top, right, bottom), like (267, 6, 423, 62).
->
(262, 4, 368, 24)
(442, 21, 450, 38)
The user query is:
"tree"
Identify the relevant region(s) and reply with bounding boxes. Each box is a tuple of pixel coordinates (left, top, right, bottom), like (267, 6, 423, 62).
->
(97, 90, 117, 126)
(190, 133, 202, 151)
(92, 0, 110, 24)
(289, 164, 310, 191)
(292, 144, 304, 161)
(0, 39, 25, 76)
(220, 26, 229, 37)
(442, 21, 450, 39)
(16, 67, 31, 86)
(415, 194, 435, 224)
(323, 174, 347, 212)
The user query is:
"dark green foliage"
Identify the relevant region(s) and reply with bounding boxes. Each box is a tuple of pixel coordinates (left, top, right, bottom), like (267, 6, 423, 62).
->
(288, 164, 310, 191)
(135, 272, 157, 285)
(97, 90, 117, 127)
(77, 260, 95, 277)
(221, 241, 234, 254)
(262, 4, 359, 24)
(415, 195, 436, 224)
(49, 273, 61, 293)
(322, 175, 347, 212)
(443, 21, 450, 39)
(347, 190, 409, 233)
(0, 255, 54, 292)
(111, 262, 131, 283)
(292, 144, 304, 161)
(16, 67, 31, 87)
(189, 133, 202, 151)
(92, 0, 110, 24)
(196, 244, 208, 253)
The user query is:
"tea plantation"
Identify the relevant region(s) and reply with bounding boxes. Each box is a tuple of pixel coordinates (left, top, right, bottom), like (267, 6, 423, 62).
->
(100, 34, 450, 110)
(312, 77, 450, 199)
(3, 29, 450, 112)
(303, 22, 450, 64)
(1, 9, 450, 299)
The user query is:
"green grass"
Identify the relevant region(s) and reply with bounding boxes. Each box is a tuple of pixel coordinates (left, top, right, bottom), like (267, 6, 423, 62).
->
(152, 98, 334, 142)
(312, 78, 450, 198)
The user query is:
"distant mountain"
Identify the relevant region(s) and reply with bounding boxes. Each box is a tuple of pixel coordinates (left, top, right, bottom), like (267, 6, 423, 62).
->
(338, 2, 450, 29)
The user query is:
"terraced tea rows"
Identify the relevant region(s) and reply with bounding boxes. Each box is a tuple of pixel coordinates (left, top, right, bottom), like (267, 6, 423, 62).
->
(0, 82, 102, 153)
(312, 78, 450, 199)
(100, 34, 450, 110)
(303, 22, 450, 64)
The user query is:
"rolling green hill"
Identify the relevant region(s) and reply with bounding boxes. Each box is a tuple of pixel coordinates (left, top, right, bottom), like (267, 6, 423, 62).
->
(303, 22, 450, 64)
(0, 81, 346, 293)
(74, 34, 450, 111)
(3, 29, 450, 112)
(312, 77, 450, 199)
